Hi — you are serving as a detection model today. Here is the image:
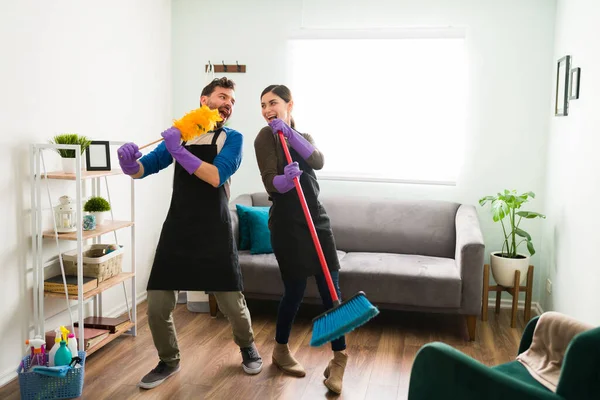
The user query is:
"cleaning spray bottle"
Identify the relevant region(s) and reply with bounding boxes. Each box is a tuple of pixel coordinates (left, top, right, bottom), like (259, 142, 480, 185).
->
(48, 328, 61, 366)
(25, 337, 47, 369)
(53, 340, 72, 366)
(67, 332, 78, 357)
(54, 326, 73, 366)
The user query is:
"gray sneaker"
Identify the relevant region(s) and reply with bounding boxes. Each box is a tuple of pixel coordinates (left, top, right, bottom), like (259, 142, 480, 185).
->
(138, 361, 180, 389)
(240, 343, 263, 375)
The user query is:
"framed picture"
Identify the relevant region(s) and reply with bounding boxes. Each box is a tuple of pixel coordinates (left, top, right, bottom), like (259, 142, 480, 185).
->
(85, 141, 111, 171)
(555, 55, 570, 116)
(569, 67, 580, 100)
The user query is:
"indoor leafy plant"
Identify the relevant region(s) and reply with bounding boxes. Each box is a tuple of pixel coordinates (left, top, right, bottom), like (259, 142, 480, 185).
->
(50, 133, 92, 173)
(479, 190, 546, 287)
(83, 196, 111, 225)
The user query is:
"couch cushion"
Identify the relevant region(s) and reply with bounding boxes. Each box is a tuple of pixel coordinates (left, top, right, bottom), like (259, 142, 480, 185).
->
(319, 196, 460, 259)
(240, 250, 347, 298)
(338, 253, 461, 308)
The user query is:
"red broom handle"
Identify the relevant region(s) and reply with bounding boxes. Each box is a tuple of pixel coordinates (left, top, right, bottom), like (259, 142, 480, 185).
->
(278, 132, 339, 303)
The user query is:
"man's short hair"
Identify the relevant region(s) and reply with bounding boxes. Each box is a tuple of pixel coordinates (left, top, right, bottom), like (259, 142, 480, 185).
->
(201, 77, 236, 97)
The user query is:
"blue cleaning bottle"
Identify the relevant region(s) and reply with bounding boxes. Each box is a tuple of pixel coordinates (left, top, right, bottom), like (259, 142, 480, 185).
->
(54, 341, 72, 366)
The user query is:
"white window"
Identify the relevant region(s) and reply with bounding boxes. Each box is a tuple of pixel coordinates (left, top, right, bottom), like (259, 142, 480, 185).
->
(287, 32, 467, 185)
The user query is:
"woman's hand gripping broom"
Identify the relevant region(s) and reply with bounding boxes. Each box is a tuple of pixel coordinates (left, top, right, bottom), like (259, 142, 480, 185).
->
(277, 132, 380, 347)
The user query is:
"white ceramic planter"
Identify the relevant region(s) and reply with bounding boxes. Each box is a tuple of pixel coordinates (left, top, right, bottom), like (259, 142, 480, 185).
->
(90, 211, 106, 225)
(61, 158, 76, 174)
(61, 155, 85, 174)
(490, 251, 530, 287)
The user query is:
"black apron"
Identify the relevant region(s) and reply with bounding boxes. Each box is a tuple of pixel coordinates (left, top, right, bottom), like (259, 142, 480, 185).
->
(147, 130, 242, 291)
(269, 140, 340, 280)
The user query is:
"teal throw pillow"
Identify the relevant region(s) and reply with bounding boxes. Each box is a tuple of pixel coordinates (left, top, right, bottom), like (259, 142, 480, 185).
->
(246, 207, 273, 254)
(236, 204, 270, 251)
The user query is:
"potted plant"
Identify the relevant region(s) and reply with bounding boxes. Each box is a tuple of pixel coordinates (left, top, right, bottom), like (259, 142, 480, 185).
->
(83, 196, 111, 225)
(479, 190, 546, 287)
(50, 134, 92, 173)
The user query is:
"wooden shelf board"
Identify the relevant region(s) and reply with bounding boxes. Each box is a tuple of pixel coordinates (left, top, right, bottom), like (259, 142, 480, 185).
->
(41, 169, 124, 180)
(44, 272, 134, 300)
(43, 220, 133, 240)
(86, 321, 135, 356)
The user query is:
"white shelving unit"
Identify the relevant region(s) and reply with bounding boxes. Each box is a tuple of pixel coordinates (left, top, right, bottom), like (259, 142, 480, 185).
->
(30, 142, 137, 354)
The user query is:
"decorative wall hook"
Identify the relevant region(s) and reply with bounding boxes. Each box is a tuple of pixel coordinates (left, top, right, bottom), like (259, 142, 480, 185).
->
(205, 61, 246, 73)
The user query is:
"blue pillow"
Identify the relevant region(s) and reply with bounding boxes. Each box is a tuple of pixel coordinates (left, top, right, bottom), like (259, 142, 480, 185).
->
(235, 204, 270, 251)
(245, 207, 273, 254)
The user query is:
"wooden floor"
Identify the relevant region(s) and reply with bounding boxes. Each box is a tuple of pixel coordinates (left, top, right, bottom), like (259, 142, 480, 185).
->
(1, 300, 530, 400)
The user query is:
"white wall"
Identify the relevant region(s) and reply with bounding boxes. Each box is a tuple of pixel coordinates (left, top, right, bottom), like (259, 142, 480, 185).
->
(173, 0, 556, 300)
(540, 0, 600, 325)
(0, 0, 172, 385)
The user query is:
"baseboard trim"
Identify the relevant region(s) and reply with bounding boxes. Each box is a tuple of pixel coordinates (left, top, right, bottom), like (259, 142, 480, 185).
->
(488, 297, 544, 316)
(0, 365, 18, 389)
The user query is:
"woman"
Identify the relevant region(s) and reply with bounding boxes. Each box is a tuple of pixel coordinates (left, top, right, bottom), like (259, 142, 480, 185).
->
(254, 85, 348, 394)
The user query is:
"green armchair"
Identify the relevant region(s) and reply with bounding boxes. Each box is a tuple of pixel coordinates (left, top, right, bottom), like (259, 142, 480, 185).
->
(407, 316, 600, 400)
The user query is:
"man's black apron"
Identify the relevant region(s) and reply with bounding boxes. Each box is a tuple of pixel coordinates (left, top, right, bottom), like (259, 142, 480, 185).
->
(147, 129, 242, 291)
(269, 139, 340, 280)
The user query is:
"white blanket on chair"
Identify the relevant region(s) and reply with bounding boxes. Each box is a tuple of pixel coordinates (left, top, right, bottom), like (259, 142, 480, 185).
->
(516, 311, 593, 391)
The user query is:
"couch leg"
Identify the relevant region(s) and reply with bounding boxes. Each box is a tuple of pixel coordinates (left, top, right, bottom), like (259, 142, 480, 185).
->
(466, 315, 476, 341)
(208, 293, 218, 317)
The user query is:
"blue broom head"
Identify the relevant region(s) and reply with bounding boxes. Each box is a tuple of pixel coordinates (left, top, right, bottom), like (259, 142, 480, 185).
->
(310, 292, 379, 347)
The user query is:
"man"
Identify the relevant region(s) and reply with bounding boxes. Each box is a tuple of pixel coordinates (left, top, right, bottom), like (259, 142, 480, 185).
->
(118, 77, 262, 390)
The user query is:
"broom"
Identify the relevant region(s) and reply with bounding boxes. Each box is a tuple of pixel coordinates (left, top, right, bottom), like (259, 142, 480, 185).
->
(139, 105, 223, 150)
(277, 131, 380, 347)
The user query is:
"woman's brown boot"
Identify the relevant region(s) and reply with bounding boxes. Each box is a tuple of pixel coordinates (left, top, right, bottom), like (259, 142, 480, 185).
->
(323, 351, 348, 394)
(272, 343, 306, 377)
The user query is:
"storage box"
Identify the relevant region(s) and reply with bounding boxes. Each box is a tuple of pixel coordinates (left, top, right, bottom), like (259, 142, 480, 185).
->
(18, 351, 86, 399)
(63, 244, 124, 283)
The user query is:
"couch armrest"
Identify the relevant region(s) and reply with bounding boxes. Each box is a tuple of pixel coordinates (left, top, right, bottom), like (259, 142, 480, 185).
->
(518, 316, 539, 355)
(229, 194, 253, 248)
(408, 342, 560, 400)
(556, 326, 600, 399)
(455, 204, 485, 315)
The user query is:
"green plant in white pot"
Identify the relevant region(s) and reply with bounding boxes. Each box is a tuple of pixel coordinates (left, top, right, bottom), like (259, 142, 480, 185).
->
(479, 190, 546, 287)
(50, 134, 92, 174)
(84, 196, 111, 225)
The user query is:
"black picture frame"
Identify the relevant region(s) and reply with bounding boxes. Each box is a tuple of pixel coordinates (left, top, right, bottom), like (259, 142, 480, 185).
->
(569, 67, 580, 100)
(85, 141, 111, 171)
(555, 55, 570, 116)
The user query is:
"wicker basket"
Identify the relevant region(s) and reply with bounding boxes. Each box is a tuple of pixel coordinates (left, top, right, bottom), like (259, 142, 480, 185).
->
(18, 351, 86, 399)
(63, 244, 124, 283)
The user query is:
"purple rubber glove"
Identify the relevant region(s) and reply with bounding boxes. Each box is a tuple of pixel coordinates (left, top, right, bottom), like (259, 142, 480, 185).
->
(117, 142, 141, 175)
(269, 118, 315, 160)
(161, 127, 202, 174)
(273, 161, 303, 193)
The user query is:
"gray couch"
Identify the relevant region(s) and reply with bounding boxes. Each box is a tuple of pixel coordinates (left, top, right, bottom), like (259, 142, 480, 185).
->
(228, 192, 485, 340)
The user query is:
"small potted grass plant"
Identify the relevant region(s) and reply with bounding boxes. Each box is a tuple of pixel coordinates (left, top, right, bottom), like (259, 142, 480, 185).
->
(50, 134, 92, 173)
(83, 196, 111, 225)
